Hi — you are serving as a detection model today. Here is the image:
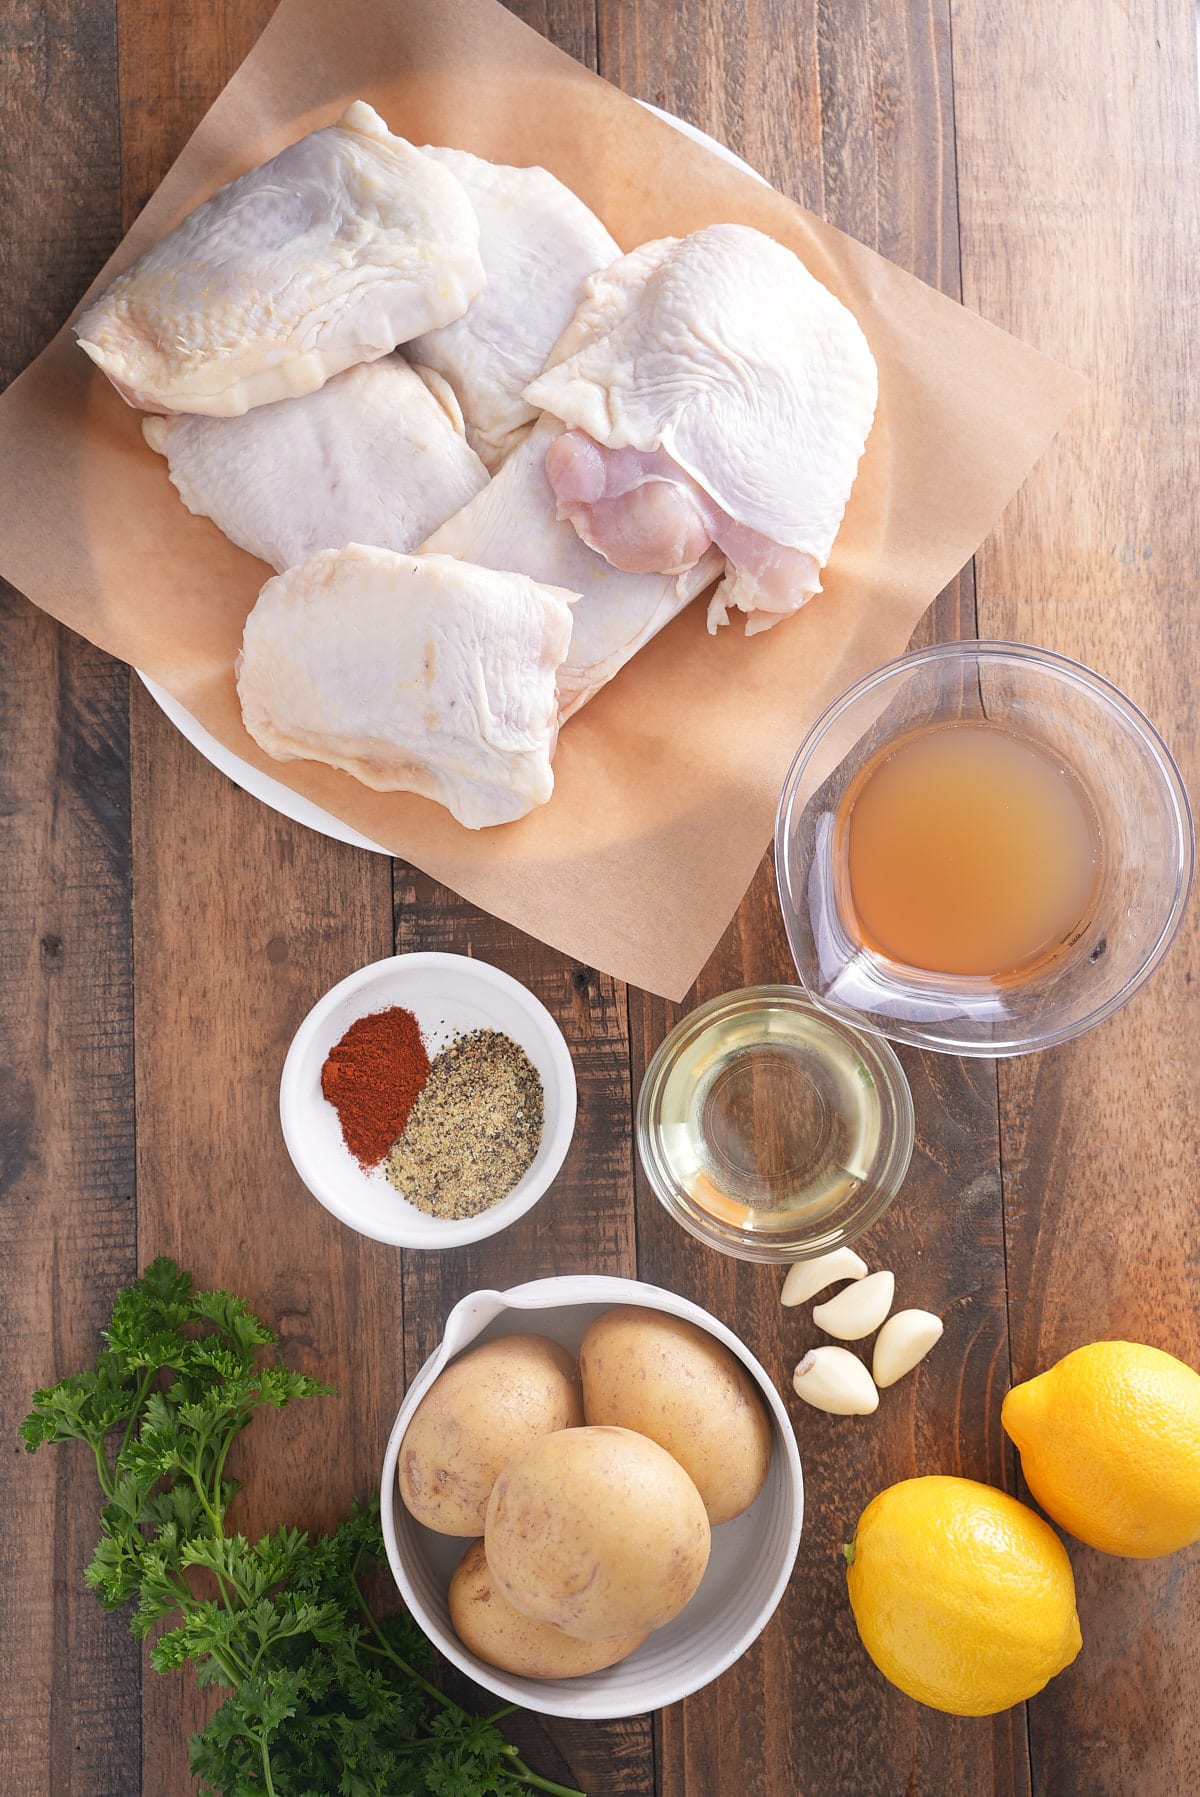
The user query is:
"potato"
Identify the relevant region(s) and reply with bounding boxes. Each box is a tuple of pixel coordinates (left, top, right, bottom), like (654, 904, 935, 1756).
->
(449, 1540, 647, 1678)
(484, 1424, 710, 1640)
(398, 1332, 582, 1535)
(580, 1306, 772, 1524)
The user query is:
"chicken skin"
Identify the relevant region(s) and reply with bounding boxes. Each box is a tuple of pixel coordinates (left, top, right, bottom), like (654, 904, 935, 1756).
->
(77, 103, 484, 417)
(142, 356, 488, 572)
(525, 223, 878, 634)
(236, 546, 576, 829)
(422, 415, 723, 720)
(405, 146, 619, 470)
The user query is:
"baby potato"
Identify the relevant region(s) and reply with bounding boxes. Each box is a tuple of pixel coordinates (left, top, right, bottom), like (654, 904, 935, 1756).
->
(449, 1540, 647, 1679)
(484, 1424, 710, 1640)
(398, 1332, 582, 1536)
(580, 1306, 773, 1524)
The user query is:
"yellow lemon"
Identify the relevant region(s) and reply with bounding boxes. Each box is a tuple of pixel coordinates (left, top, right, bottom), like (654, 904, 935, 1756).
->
(1002, 1340, 1200, 1558)
(845, 1475, 1081, 1715)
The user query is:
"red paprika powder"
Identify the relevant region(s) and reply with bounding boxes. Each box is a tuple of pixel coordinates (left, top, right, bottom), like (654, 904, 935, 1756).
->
(320, 1005, 431, 1169)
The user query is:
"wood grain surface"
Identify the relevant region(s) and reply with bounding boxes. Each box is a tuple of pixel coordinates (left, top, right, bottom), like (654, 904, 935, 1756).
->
(0, 3, 139, 1792)
(0, 1, 1196, 1795)
(953, 2, 1200, 1792)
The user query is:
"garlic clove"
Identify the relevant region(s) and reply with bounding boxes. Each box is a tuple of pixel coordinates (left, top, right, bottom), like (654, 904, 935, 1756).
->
(792, 1346, 879, 1415)
(871, 1308, 944, 1388)
(811, 1269, 895, 1341)
(781, 1247, 869, 1308)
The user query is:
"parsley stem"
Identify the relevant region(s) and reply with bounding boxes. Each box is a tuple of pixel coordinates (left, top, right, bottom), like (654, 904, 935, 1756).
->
(523, 1779, 587, 1797)
(348, 1572, 585, 1797)
(188, 1464, 225, 1538)
(517, 1775, 587, 1796)
(90, 1438, 116, 1502)
(117, 1368, 156, 1466)
(499, 1746, 587, 1797)
(348, 1567, 449, 1709)
(256, 1729, 278, 1797)
(210, 1641, 252, 1688)
(209, 1413, 241, 1512)
(184, 1465, 236, 1608)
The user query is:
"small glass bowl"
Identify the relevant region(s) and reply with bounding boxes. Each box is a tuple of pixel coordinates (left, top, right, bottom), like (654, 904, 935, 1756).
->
(774, 641, 1194, 1058)
(636, 986, 914, 1262)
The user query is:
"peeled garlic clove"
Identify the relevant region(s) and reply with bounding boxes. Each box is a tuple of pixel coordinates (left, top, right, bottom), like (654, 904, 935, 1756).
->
(872, 1308, 944, 1388)
(812, 1270, 895, 1341)
(781, 1247, 869, 1308)
(792, 1347, 879, 1415)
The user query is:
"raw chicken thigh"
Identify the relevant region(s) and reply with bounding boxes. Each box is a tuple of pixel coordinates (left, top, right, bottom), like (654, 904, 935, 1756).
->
(404, 147, 619, 470)
(422, 415, 723, 719)
(236, 546, 576, 829)
(141, 356, 488, 572)
(76, 103, 485, 417)
(524, 223, 878, 634)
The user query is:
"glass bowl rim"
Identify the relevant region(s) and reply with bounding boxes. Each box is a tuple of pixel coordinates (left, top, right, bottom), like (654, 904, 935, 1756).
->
(773, 638, 1195, 1058)
(636, 984, 916, 1263)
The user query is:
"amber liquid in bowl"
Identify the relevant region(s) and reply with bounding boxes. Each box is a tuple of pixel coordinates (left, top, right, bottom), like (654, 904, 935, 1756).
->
(837, 721, 1103, 980)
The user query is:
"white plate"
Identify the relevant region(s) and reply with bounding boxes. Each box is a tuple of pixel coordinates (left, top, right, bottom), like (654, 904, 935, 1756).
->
(380, 1274, 803, 1719)
(140, 673, 390, 851)
(279, 952, 577, 1248)
(136, 106, 766, 852)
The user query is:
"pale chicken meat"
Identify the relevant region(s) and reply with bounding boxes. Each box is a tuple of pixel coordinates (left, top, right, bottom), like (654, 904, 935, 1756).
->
(236, 546, 576, 829)
(524, 223, 878, 634)
(404, 147, 619, 470)
(421, 415, 723, 719)
(76, 103, 485, 417)
(141, 356, 488, 572)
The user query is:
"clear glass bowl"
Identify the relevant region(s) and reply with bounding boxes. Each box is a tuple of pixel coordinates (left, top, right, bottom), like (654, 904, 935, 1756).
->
(636, 986, 914, 1262)
(774, 641, 1194, 1057)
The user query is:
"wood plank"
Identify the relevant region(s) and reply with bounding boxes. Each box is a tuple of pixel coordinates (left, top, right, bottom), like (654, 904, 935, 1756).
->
(116, 0, 283, 229)
(504, 0, 597, 70)
(0, 600, 141, 1797)
(392, 869, 651, 1794)
(607, 3, 1023, 1793)
(112, 7, 393, 1793)
(952, 1, 1200, 1791)
(632, 873, 1026, 1797)
(0, 3, 140, 1794)
(600, 0, 825, 215)
(394, 12, 650, 1788)
(118, 1, 649, 1792)
(128, 691, 398, 1797)
(0, 0, 124, 365)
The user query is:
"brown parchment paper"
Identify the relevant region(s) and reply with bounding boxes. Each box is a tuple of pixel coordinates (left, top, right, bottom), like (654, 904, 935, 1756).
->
(0, 0, 1083, 999)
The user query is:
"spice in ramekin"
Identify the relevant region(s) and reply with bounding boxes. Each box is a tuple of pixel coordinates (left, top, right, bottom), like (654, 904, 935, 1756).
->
(385, 1029, 543, 1218)
(320, 1006, 430, 1169)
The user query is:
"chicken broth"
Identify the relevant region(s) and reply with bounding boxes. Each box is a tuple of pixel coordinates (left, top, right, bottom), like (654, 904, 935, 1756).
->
(837, 721, 1101, 979)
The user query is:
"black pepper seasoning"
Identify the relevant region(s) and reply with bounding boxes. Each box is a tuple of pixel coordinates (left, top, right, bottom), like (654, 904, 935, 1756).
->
(385, 1029, 543, 1218)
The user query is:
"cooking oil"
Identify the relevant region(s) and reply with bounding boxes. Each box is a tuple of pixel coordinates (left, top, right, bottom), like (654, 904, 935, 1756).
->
(654, 997, 885, 1233)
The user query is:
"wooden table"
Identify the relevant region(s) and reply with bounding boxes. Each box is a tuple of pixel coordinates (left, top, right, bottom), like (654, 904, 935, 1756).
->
(2, 3, 1197, 1793)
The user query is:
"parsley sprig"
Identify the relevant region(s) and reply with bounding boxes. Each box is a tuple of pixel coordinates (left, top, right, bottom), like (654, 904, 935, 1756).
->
(22, 1259, 585, 1797)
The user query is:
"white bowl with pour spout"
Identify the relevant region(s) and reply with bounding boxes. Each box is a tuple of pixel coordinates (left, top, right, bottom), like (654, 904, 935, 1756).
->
(380, 1274, 804, 1719)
